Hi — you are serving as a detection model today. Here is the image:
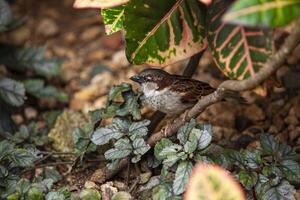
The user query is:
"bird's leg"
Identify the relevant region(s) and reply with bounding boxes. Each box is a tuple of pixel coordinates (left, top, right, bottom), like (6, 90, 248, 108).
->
(182, 109, 190, 123)
(163, 120, 173, 137)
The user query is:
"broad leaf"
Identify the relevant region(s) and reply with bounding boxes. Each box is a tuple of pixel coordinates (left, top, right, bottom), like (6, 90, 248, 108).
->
(242, 150, 262, 169)
(44, 168, 62, 183)
(102, 5, 125, 35)
(104, 138, 132, 160)
(92, 127, 123, 145)
(73, 0, 129, 9)
(238, 171, 258, 190)
(132, 138, 150, 156)
(0, 45, 62, 77)
(224, 149, 245, 167)
(24, 79, 68, 102)
(116, 90, 141, 120)
(152, 183, 173, 200)
(0, 140, 14, 160)
(173, 161, 193, 195)
(10, 149, 38, 167)
(194, 124, 212, 150)
(278, 143, 298, 160)
(224, 0, 300, 28)
(177, 119, 196, 145)
(280, 160, 300, 182)
(260, 134, 278, 155)
(163, 151, 187, 168)
(124, 0, 206, 66)
(0, 0, 12, 30)
(207, 0, 273, 81)
(154, 138, 174, 160)
(129, 119, 150, 140)
(0, 77, 25, 106)
(259, 180, 296, 200)
(108, 83, 131, 102)
(46, 192, 65, 200)
(159, 144, 183, 158)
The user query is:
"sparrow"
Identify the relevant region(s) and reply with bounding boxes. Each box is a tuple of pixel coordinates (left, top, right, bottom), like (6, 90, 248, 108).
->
(130, 68, 217, 115)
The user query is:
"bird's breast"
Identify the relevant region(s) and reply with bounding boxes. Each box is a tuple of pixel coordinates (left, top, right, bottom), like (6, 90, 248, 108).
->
(142, 88, 191, 115)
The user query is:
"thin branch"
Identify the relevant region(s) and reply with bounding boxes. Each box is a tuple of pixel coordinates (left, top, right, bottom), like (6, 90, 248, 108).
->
(97, 17, 300, 183)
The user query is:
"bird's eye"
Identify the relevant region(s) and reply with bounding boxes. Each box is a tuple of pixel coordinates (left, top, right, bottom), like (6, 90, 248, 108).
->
(146, 76, 152, 80)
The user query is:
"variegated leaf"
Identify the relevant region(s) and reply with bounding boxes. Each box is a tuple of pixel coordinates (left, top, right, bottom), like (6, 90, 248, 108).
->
(224, 0, 300, 28)
(101, 5, 125, 35)
(207, 0, 273, 81)
(124, 0, 206, 66)
(73, 0, 129, 9)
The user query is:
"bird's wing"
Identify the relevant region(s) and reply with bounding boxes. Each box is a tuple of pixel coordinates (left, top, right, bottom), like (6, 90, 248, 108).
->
(169, 78, 215, 104)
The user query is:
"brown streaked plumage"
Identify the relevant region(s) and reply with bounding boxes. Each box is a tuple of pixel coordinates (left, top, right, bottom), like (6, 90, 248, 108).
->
(130, 68, 216, 115)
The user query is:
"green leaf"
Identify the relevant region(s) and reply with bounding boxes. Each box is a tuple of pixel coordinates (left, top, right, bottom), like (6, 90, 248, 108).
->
(104, 138, 132, 160)
(44, 168, 62, 183)
(92, 126, 121, 145)
(27, 186, 44, 200)
(194, 124, 212, 150)
(46, 192, 64, 200)
(159, 145, 183, 158)
(16, 178, 31, 196)
(278, 143, 298, 160)
(177, 119, 196, 145)
(117, 90, 141, 120)
(124, 0, 206, 66)
(173, 161, 193, 195)
(24, 79, 68, 102)
(0, 45, 62, 77)
(152, 183, 173, 200)
(0, 77, 25, 106)
(102, 5, 125, 35)
(79, 189, 101, 200)
(108, 83, 131, 102)
(280, 160, 300, 182)
(238, 171, 258, 190)
(224, 0, 300, 28)
(132, 138, 150, 156)
(163, 152, 187, 168)
(73, 126, 96, 156)
(129, 119, 150, 140)
(258, 180, 296, 200)
(183, 130, 198, 154)
(0, 0, 12, 30)
(154, 138, 174, 160)
(10, 149, 38, 167)
(224, 149, 245, 167)
(0, 140, 14, 160)
(89, 109, 102, 125)
(207, 0, 273, 81)
(242, 149, 262, 169)
(260, 134, 278, 155)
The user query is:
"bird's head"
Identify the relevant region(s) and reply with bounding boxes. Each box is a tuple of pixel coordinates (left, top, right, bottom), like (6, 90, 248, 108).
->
(130, 68, 170, 86)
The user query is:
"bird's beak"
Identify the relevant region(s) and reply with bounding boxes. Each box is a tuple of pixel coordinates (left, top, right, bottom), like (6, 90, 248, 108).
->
(130, 75, 143, 83)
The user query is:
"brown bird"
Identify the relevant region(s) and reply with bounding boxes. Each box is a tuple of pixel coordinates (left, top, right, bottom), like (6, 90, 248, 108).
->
(130, 68, 220, 115)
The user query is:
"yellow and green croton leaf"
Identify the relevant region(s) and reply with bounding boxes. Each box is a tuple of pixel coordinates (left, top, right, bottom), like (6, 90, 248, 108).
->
(124, 0, 207, 66)
(184, 163, 246, 200)
(224, 0, 300, 28)
(207, 0, 273, 81)
(101, 5, 126, 35)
